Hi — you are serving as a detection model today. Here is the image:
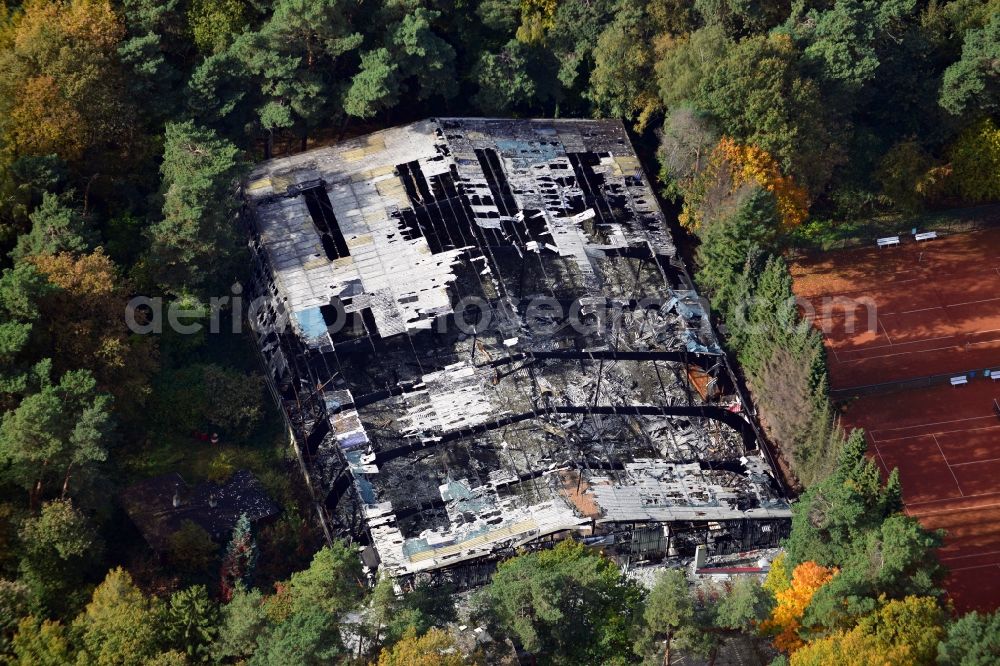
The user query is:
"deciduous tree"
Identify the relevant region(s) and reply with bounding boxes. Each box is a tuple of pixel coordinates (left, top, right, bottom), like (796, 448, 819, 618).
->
(758, 561, 837, 652)
(377, 627, 465, 666)
(28, 250, 158, 418)
(73, 567, 165, 666)
(213, 585, 268, 663)
(791, 595, 945, 666)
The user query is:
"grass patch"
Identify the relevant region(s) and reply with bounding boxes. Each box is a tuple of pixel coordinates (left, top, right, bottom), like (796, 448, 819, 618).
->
(789, 203, 1000, 252)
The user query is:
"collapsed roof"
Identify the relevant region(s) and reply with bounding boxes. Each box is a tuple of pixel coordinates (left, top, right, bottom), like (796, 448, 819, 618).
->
(243, 119, 790, 575)
(120, 470, 279, 551)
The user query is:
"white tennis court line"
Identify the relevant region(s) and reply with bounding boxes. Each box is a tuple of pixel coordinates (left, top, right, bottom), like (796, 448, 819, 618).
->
(947, 295, 1000, 308)
(867, 430, 890, 478)
(967, 338, 1000, 347)
(873, 422, 1000, 443)
(837, 329, 1000, 363)
(878, 317, 893, 345)
(835, 342, 961, 364)
(834, 334, 956, 357)
(951, 455, 1000, 468)
(888, 304, 944, 316)
(942, 548, 1000, 562)
(947, 562, 1000, 573)
(907, 494, 1000, 513)
(934, 433, 965, 497)
(870, 415, 999, 439)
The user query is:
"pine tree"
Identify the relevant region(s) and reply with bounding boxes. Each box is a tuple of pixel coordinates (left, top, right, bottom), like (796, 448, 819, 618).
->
(220, 513, 257, 602)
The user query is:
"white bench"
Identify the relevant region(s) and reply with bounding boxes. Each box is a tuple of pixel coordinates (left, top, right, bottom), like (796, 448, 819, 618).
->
(877, 236, 900, 248)
(951, 376, 968, 386)
(914, 231, 938, 242)
(990, 371, 1000, 381)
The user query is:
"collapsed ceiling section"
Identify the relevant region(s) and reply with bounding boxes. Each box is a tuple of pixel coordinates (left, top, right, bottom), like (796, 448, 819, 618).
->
(243, 119, 790, 576)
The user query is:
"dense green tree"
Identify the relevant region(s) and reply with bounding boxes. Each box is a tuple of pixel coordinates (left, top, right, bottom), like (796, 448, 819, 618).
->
(148, 121, 245, 294)
(73, 567, 165, 666)
(0, 364, 112, 507)
(940, 12, 1000, 115)
(938, 610, 1000, 665)
(784, 429, 904, 568)
(695, 187, 780, 314)
(344, 48, 400, 120)
(386, 581, 458, 645)
(165, 585, 219, 662)
(545, 0, 615, 97)
(477, 0, 521, 36)
(17, 499, 103, 614)
(0, 155, 71, 248)
(479, 540, 643, 665)
(0, 263, 51, 400)
(232, 0, 363, 146)
(789, 0, 918, 89)
(715, 577, 773, 632)
(117, 0, 188, 122)
(286, 541, 364, 616)
(589, 3, 661, 129)
(250, 605, 344, 666)
(186, 49, 255, 132)
(213, 585, 269, 663)
(388, 8, 458, 102)
(634, 568, 712, 666)
(473, 39, 560, 115)
(804, 513, 943, 629)
(697, 34, 841, 193)
(189, 0, 251, 54)
(655, 25, 731, 112)
(11, 193, 95, 261)
(696, 0, 792, 37)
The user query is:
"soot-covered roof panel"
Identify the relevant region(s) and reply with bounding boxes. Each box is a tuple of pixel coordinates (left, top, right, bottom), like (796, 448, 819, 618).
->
(244, 119, 789, 576)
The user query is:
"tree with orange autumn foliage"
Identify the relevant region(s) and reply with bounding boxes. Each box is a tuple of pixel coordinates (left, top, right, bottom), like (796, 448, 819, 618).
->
(714, 137, 810, 229)
(678, 137, 808, 232)
(758, 561, 837, 653)
(27, 250, 158, 418)
(0, 0, 136, 170)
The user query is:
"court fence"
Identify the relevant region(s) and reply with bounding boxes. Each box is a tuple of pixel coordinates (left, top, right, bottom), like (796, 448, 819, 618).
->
(832, 366, 1000, 401)
(789, 203, 1000, 254)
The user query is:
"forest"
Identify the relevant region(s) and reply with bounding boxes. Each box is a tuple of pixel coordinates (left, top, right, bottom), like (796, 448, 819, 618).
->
(0, 0, 998, 663)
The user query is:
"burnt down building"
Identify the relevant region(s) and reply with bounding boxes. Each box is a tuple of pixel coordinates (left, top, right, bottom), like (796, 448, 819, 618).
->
(241, 119, 791, 580)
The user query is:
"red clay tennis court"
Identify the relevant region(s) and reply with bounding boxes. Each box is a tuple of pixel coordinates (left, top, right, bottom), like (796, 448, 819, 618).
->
(844, 381, 1000, 612)
(793, 228, 1000, 611)
(792, 228, 1000, 391)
